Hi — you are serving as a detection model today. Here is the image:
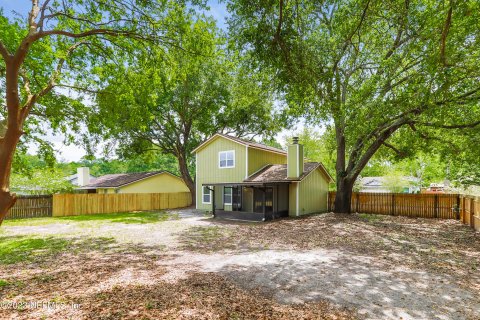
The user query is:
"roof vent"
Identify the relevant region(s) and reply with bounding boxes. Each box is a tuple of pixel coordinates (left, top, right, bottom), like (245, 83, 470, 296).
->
(292, 136, 299, 144)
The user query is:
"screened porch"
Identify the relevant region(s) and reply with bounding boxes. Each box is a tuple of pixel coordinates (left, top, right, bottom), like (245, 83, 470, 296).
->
(202, 182, 290, 221)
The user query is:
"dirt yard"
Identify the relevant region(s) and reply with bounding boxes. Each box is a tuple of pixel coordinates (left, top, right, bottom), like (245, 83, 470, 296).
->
(0, 210, 478, 319)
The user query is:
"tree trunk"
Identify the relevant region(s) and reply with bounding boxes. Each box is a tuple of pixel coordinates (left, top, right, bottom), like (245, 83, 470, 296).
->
(333, 176, 354, 213)
(0, 128, 22, 224)
(177, 152, 196, 205)
(0, 60, 24, 224)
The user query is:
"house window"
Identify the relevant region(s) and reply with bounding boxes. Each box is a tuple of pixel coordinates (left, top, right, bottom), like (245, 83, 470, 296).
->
(202, 186, 211, 204)
(224, 187, 232, 205)
(219, 150, 235, 168)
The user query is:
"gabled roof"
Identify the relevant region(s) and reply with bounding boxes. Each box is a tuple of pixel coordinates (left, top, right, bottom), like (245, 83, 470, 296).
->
(244, 162, 333, 183)
(80, 171, 179, 189)
(192, 133, 287, 155)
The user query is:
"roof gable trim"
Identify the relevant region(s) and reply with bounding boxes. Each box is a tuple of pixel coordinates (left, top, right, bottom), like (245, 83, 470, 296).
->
(83, 171, 182, 189)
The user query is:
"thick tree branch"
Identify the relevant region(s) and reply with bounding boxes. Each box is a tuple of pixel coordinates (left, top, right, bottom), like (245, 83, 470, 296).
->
(55, 84, 104, 94)
(382, 141, 406, 157)
(33, 28, 159, 43)
(416, 120, 480, 129)
(28, 0, 40, 36)
(0, 41, 10, 60)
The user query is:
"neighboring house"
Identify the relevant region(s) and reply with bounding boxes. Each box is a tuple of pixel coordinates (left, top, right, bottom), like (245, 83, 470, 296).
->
(359, 176, 420, 193)
(76, 167, 189, 194)
(193, 133, 333, 221)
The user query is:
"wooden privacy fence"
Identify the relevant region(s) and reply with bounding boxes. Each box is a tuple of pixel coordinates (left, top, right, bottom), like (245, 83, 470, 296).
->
(328, 192, 461, 219)
(460, 195, 480, 232)
(52, 192, 192, 217)
(6, 195, 53, 220)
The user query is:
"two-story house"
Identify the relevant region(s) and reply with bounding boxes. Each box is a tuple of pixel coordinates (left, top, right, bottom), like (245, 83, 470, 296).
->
(193, 133, 333, 221)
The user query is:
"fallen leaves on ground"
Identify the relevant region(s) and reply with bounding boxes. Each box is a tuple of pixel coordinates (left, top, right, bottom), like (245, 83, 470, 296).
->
(180, 213, 480, 290)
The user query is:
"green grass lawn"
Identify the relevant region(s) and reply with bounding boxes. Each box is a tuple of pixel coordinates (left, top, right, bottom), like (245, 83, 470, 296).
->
(0, 211, 182, 265)
(2, 211, 178, 227)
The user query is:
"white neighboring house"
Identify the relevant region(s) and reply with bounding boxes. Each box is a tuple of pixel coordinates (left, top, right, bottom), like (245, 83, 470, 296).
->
(359, 176, 421, 193)
(66, 167, 96, 186)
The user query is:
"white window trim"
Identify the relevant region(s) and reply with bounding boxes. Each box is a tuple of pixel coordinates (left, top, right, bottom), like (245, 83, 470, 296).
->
(223, 187, 233, 205)
(202, 186, 212, 204)
(218, 150, 235, 169)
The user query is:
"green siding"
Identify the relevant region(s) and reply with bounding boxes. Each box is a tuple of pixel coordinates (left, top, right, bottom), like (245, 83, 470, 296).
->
(248, 148, 286, 175)
(196, 137, 246, 210)
(289, 182, 299, 216)
(271, 184, 289, 214)
(297, 168, 329, 215)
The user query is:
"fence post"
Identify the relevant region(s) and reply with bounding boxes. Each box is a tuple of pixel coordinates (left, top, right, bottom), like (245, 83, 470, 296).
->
(471, 198, 475, 228)
(391, 194, 395, 216)
(456, 195, 460, 220)
(434, 194, 438, 218)
(356, 193, 360, 213)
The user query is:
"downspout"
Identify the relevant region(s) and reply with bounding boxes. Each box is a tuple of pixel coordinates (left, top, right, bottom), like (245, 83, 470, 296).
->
(207, 186, 215, 217)
(195, 153, 198, 209)
(245, 146, 249, 179)
(262, 186, 266, 222)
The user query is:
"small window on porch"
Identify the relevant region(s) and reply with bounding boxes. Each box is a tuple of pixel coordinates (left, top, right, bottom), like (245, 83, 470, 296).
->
(224, 187, 232, 205)
(219, 150, 235, 168)
(202, 186, 211, 204)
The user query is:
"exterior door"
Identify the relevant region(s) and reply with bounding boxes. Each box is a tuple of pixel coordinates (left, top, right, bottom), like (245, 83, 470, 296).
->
(253, 187, 274, 217)
(232, 186, 242, 211)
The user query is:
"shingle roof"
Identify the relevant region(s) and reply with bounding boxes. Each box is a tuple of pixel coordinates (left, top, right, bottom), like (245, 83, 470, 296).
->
(193, 133, 287, 155)
(81, 171, 171, 189)
(244, 162, 324, 183)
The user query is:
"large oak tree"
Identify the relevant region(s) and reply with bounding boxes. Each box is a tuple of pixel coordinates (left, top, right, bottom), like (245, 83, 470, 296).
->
(0, 0, 199, 223)
(228, 0, 480, 212)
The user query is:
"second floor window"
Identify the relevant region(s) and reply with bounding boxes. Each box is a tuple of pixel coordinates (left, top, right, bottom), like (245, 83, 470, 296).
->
(219, 150, 235, 168)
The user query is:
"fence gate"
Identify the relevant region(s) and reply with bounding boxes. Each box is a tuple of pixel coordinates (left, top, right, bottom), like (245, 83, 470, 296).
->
(6, 195, 53, 220)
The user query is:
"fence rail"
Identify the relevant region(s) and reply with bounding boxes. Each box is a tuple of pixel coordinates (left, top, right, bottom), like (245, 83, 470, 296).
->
(6, 195, 53, 220)
(328, 192, 460, 219)
(52, 192, 192, 217)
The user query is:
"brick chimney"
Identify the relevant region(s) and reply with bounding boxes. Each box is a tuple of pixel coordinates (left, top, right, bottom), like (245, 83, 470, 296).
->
(287, 137, 304, 179)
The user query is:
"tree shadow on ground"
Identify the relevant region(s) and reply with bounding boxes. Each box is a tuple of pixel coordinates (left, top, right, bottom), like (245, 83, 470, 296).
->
(57, 211, 179, 224)
(0, 235, 171, 320)
(80, 273, 357, 320)
(215, 250, 479, 320)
